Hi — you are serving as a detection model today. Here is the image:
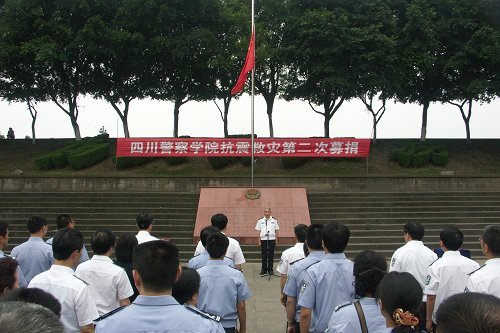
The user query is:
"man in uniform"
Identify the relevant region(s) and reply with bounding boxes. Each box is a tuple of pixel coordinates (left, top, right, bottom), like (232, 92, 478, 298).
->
(283, 224, 325, 333)
(46, 214, 89, 265)
(0, 221, 27, 287)
(29, 228, 98, 333)
(95, 240, 224, 333)
(11, 216, 54, 284)
(135, 212, 159, 244)
(298, 222, 354, 333)
(256, 208, 280, 275)
(424, 227, 480, 332)
(277, 224, 307, 306)
(188, 226, 235, 269)
(465, 224, 500, 298)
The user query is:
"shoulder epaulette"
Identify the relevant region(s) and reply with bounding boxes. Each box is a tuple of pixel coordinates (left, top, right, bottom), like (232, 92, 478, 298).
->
(224, 256, 234, 262)
(73, 275, 89, 285)
(94, 306, 126, 322)
(290, 258, 305, 266)
(184, 305, 221, 322)
(334, 301, 352, 312)
(304, 260, 320, 270)
(429, 258, 440, 266)
(468, 265, 485, 276)
(192, 253, 201, 258)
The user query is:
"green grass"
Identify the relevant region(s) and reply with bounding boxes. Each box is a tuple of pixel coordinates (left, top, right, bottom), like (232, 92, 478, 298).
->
(1, 138, 499, 177)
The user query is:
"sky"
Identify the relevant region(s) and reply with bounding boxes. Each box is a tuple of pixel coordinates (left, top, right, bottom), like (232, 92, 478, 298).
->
(0, 95, 498, 140)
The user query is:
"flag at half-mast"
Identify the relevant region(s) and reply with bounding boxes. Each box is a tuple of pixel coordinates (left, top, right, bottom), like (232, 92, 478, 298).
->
(230, 28, 255, 95)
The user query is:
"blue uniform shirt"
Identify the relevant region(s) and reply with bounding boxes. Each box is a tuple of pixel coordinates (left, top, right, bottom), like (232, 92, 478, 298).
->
(325, 298, 387, 333)
(283, 251, 325, 322)
(10, 237, 54, 284)
(0, 250, 27, 287)
(95, 295, 225, 333)
(197, 260, 252, 328)
(46, 237, 89, 264)
(188, 252, 235, 270)
(297, 253, 354, 333)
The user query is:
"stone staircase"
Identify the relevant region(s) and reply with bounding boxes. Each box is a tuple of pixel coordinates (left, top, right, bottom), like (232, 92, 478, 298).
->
(1, 191, 499, 262)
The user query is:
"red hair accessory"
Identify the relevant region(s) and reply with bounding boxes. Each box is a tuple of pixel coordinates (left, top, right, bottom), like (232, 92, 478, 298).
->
(393, 308, 419, 328)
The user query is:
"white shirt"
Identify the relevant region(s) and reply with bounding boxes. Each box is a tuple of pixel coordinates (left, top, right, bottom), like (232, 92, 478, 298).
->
(75, 255, 134, 315)
(28, 265, 99, 333)
(465, 257, 500, 298)
(194, 234, 246, 266)
(135, 230, 158, 244)
(424, 250, 480, 323)
(276, 242, 305, 275)
(255, 216, 279, 240)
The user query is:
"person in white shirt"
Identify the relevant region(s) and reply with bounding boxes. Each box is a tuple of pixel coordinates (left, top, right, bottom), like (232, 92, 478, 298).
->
(193, 213, 246, 270)
(135, 212, 159, 244)
(29, 228, 98, 333)
(76, 229, 133, 316)
(256, 208, 280, 275)
(424, 227, 480, 332)
(389, 221, 437, 333)
(277, 224, 307, 306)
(465, 224, 500, 298)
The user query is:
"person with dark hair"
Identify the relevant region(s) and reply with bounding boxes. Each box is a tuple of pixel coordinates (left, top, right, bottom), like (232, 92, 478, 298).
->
(28, 228, 98, 333)
(76, 229, 133, 315)
(188, 226, 235, 269)
(298, 222, 354, 333)
(465, 224, 500, 298)
(277, 224, 307, 306)
(95, 240, 224, 333)
(1, 287, 62, 317)
(0, 301, 64, 333)
(113, 233, 139, 302)
(256, 208, 280, 275)
(197, 232, 251, 333)
(172, 266, 201, 306)
(0, 256, 19, 295)
(326, 250, 387, 333)
(7, 127, 15, 139)
(46, 214, 89, 264)
(436, 292, 500, 333)
(0, 221, 27, 287)
(194, 213, 246, 270)
(284, 224, 325, 333)
(376, 271, 422, 333)
(424, 227, 480, 332)
(135, 212, 159, 244)
(10, 216, 54, 284)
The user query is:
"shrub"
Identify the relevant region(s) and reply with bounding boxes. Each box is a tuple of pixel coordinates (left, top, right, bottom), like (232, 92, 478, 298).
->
(394, 149, 414, 167)
(281, 157, 310, 169)
(112, 156, 154, 169)
(34, 154, 52, 170)
(67, 143, 110, 170)
(208, 157, 235, 170)
(51, 152, 68, 168)
(411, 149, 433, 167)
(431, 150, 449, 166)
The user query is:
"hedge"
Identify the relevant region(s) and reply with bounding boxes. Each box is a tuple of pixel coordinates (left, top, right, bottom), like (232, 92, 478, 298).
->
(391, 143, 449, 168)
(431, 150, 449, 166)
(67, 143, 110, 170)
(411, 149, 433, 167)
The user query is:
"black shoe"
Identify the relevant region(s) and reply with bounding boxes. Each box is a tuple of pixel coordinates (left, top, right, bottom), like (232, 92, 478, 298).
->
(268, 270, 274, 276)
(259, 270, 267, 275)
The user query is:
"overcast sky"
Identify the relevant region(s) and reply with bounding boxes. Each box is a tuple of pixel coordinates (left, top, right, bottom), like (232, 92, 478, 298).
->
(0, 95, 498, 140)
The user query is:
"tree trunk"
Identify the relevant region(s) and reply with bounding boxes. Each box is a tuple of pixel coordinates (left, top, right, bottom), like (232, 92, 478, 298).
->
(420, 100, 429, 141)
(267, 110, 274, 138)
(224, 98, 230, 138)
(31, 118, 36, 144)
(323, 115, 330, 138)
(72, 121, 81, 140)
(26, 100, 37, 144)
(372, 113, 377, 144)
(173, 99, 181, 138)
(122, 118, 130, 138)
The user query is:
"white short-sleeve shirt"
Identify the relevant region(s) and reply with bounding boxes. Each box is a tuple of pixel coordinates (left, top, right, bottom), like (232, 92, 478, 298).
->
(75, 255, 134, 315)
(194, 234, 246, 266)
(465, 258, 500, 298)
(276, 243, 305, 275)
(29, 265, 99, 333)
(255, 217, 279, 240)
(135, 230, 158, 244)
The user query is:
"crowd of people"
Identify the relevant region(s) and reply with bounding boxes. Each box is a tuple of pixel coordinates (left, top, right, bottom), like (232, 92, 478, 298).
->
(0, 210, 499, 333)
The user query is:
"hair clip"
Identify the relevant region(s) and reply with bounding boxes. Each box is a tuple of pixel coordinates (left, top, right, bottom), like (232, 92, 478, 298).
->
(393, 308, 419, 328)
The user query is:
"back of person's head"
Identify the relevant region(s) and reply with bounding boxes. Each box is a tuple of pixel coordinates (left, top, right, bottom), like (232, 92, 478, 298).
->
(303, 242, 309, 257)
(0, 301, 64, 333)
(206, 232, 229, 259)
(294, 224, 308, 243)
(440, 226, 464, 251)
(172, 267, 201, 305)
(90, 229, 116, 255)
(27, 215, 47, 234)
(55, 215, 72, 229)
(0, 257, 18, 294)
(482, 224, 500, 257)
(353, 250, 387, 298)
(376, 271, 422, 333)
(306, 224, 324, 251)
(436, 292, 500, 333)
(133, 240, 179, 292)
(115, 233, 138, 263)
(52, 228, 83, 260)
(136, 212, 154, 230)
(0, 221, 8, 237)
(210, 213, 228, 231)
(0, 287, 62, 317)
(200, 226, 220, 248)
(404, 221, 425, 241)
(322, 222, 350, 253)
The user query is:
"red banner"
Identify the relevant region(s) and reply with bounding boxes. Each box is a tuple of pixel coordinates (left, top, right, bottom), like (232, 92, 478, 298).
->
(116, 138, 371, 158)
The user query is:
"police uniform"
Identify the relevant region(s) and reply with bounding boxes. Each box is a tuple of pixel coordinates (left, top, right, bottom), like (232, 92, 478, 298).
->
(197, 260, 252, 329)
(28, 264, 99, 333)
(465, 257, 500, 298)
(47, 236, 89, 264)
(283, 251, 325, 325)
(95, 295, 225, 333)
(276, 242, 305, 275)
(194, 234, 246, 266)
(424, 250, 480, 324)
(0, 250, 27, 287)
(255, 216, 279, 273)
(135, 230, 159, 244)
(297, 253, 354, 333)
(325, 298, 387, 333)
(188, 252, 235, 270)
(75, 255, 134, 315)
(10, 236, 54, 284)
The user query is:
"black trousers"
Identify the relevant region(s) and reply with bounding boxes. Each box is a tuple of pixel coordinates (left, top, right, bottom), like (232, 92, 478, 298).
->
(260, 239, 276, 272)
(223, 328, 236, 333)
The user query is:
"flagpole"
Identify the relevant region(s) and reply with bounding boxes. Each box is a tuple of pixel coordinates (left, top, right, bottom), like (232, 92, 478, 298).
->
(251, 0, 255, 188)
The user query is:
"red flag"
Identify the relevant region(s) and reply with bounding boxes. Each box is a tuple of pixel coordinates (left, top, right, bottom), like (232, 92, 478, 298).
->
(231, 29, 255, 95)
